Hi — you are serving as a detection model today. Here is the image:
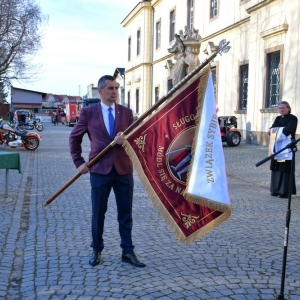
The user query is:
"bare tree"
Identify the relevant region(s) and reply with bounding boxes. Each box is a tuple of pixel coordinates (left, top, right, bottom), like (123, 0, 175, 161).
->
(0, 0, 46, 85)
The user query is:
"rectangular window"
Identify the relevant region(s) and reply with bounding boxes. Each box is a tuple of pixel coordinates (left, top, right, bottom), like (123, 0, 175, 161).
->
(167, 79, 173, 91)
(155, 86, 160, 103)
(211, 67, 217, 100)
(136, 89, 140, 113)
(169, 10, 175, 42)
(128, 37, 131, 61)
(239, 64, 249, 110)
(156, 21, 161, 49)
(127, 91, 130, 109)
(137, 30, 141, 56)
(187, 0, 194, 29)
(266, 51, 280, 108)
(210, 0, 218, 19)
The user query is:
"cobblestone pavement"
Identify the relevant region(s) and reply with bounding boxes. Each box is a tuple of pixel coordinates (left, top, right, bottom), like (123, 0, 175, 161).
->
(0, 122, 299, 300)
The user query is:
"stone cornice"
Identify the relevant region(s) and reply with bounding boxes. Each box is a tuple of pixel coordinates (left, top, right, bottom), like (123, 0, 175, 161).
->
(201, 17, 250, 42)
(260, 23, 288, 39)
(153, 53, 174, 65)
(152, 0, 162, 8)
(124, 62, 152, 74)
(121, 1, 152, 27)
(125, 53, 174, 74)
(246, 0, 276, 14)
(260, 108, 278, 113)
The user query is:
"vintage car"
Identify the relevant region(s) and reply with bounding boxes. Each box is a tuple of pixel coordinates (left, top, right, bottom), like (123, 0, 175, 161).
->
(218, 116, 241, 147)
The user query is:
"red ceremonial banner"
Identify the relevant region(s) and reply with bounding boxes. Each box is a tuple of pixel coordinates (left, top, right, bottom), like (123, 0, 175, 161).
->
(124, 67, 228, 244)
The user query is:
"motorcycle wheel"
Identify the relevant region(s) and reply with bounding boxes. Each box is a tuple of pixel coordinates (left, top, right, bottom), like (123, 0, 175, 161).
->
(24, 136, 39, 150)
(35, 124, 43, 131)
(17, 125, 26, 131)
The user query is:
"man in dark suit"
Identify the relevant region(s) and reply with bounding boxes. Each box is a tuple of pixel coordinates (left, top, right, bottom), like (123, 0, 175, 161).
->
(69, 75, 145, 268)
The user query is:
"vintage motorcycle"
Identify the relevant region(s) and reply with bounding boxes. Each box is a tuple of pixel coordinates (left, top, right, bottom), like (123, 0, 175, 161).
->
(16, 119, 43, 132)
(0, 119, 41, 151)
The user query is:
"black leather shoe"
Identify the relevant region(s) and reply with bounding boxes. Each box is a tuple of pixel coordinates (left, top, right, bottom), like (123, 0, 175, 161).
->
(278, 194, 288, 198)
(271, 193, 279, 196)
(89, 251, 101, 266)
(122, 253, 146, 268)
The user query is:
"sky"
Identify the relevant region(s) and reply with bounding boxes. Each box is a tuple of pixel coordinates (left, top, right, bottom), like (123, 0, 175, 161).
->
(11, 0, 139, 97)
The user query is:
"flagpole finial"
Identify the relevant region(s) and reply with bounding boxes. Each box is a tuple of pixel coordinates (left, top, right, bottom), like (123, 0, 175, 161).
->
(217, 39, 231, 56)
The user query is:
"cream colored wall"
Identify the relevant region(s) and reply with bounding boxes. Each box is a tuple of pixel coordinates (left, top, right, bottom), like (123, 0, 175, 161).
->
(245, 0, 299, 144)
(122, 0, 300, 145)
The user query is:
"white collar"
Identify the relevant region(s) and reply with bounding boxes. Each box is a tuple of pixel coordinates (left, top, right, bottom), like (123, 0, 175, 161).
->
(100, 102, 115, 111)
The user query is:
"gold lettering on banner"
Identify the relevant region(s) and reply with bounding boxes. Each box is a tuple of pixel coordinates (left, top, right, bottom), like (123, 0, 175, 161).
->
(156, 146, 184, 192)
(181, 212, 199, 229)
(134, 134, 147, 152)
(158, 168, 167, 181)
(172, 114, 195, 130)
(175, 186, 184, 195)
(156, 146, 164, 167)
(165, 180, 174, 190)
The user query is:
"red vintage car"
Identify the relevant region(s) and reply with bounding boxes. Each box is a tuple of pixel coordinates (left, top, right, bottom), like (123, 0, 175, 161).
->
(218, 116, 241, 147)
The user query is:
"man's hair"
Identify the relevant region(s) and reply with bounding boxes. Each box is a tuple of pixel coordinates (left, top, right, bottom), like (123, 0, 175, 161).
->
(97, 75, 116, 89)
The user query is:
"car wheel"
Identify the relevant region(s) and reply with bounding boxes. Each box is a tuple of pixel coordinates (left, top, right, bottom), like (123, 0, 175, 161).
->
(226, 131, 241, 147)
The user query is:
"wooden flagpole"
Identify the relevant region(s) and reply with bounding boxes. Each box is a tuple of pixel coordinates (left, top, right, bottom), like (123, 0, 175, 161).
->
(43, 40, 230, 207)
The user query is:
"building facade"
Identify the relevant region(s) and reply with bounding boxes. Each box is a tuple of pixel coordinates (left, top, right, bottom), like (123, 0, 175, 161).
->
(11, 87, 46, 113)
(122, 0, 299, 145)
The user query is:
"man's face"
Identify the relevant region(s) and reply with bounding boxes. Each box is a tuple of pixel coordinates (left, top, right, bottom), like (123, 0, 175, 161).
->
(278, 104, 289, 116)
(98, 80, 118, 106)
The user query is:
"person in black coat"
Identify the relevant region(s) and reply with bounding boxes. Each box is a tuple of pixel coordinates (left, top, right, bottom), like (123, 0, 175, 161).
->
(269, 101, 298, 198)
(7, 109, 14, 124)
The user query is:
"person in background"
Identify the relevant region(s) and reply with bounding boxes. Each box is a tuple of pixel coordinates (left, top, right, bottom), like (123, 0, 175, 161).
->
(7, 109, 14, 125)
(53, 112, 58, 126)
(19, 111, 26, 124)
(269, 101, 298, 198)
(69, 75, 145, 268)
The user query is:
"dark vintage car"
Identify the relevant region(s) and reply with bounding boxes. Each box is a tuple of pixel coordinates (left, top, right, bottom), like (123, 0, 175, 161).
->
(218, 116, 241, 147)
(14, 109, 33, 123)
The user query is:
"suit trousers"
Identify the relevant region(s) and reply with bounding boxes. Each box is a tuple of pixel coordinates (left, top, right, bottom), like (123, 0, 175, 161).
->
(90, 167, 134, 254)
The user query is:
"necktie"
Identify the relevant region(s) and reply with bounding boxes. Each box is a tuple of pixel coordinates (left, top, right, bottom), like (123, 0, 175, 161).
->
(108, 107, 114, 137)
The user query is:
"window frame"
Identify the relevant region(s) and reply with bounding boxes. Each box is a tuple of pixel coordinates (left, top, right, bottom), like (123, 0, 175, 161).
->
(137, 29, 141, 56)
(156, 20, 161, 50)
(155, 86, 160, 103)
(263, 45, 284, 109)
(239, 62, 249, 110)
(128, 37, 131, 61)
(210, 0, 219, 20)
(136, 88, 140, 114)
(210, 63, 219, 105)
(167, 79, 173, 92)
(127, 91, 130, 109)
(169, 9, 176, 42)
(187, 0, 194, 29)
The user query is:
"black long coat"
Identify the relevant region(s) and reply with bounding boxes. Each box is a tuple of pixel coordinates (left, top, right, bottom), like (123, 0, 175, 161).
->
(270, 113, 298, 173)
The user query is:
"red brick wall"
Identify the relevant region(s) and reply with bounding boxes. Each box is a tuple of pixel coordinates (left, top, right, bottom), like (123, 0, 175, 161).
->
(0, 103, 10, 120)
